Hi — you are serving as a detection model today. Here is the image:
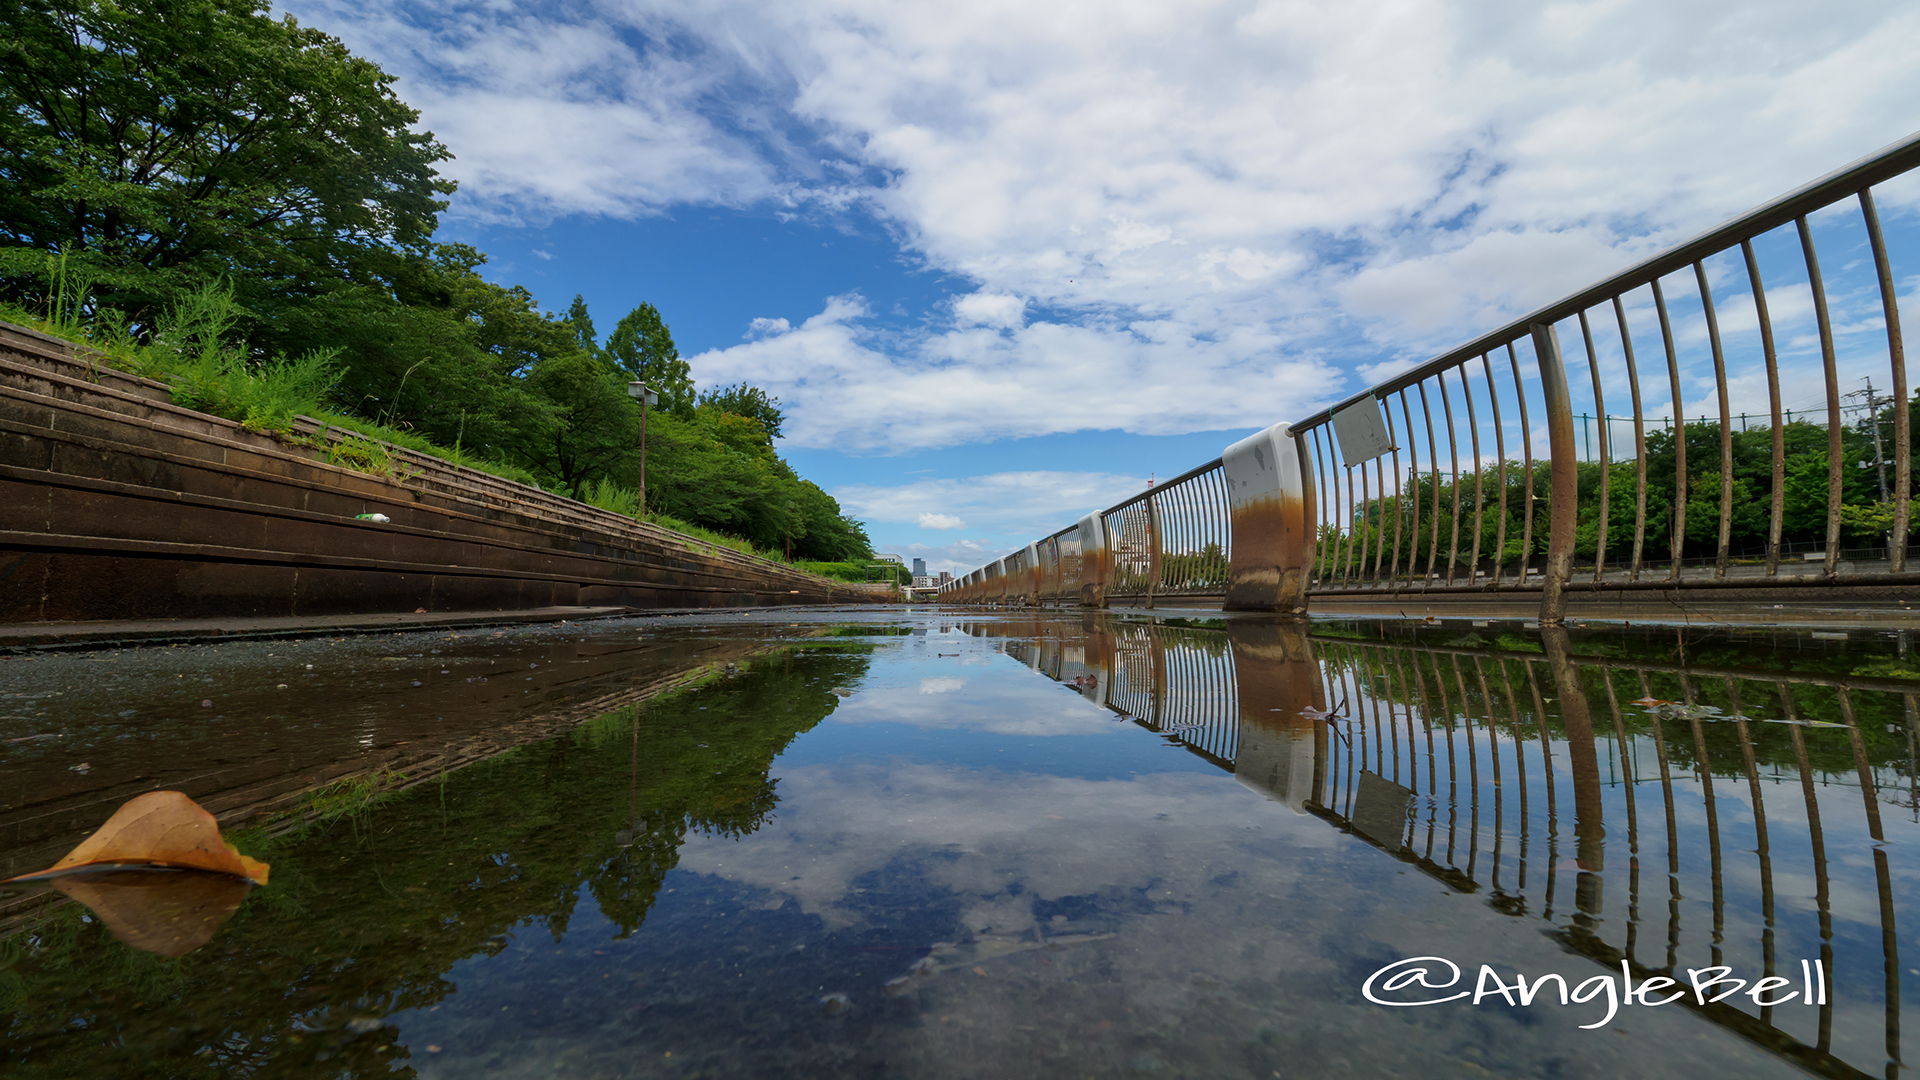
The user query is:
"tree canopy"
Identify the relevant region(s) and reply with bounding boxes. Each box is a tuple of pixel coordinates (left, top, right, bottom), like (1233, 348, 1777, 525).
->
(0, 0, 872, 564)
(0, 0, 451, 326)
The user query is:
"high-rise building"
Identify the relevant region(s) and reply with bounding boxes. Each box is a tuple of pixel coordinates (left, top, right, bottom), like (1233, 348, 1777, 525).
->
(938, 571, 952, 584)
(912, 558, 927, 577)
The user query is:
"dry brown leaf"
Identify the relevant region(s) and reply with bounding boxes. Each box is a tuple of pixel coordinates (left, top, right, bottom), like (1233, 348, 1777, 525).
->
(2, 791, 269, 885)
(51, 870, 250, 957)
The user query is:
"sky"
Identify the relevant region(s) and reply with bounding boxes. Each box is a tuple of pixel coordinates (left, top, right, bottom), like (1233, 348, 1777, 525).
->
(279, 0, 1920, 574)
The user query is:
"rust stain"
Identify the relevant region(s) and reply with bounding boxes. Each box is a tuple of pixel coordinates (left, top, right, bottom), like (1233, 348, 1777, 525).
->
(1225, 491, 1312, 612)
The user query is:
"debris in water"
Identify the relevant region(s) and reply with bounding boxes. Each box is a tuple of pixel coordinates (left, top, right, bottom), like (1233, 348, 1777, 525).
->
(3, 790, 269, 885)
(2, 792, 268, 957)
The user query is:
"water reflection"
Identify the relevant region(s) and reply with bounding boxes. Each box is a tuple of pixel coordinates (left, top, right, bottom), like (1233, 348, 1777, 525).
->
(978, 614, 1915, 1080)
(47, 870, 250, 958)
(2, 614, 1916, 1079)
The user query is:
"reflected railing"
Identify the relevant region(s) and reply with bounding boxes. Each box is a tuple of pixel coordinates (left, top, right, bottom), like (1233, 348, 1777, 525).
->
(970, 614, 1917, 1080)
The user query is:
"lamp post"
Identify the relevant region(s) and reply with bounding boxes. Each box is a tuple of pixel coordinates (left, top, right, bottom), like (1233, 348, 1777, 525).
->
(626, 381, 658, 512)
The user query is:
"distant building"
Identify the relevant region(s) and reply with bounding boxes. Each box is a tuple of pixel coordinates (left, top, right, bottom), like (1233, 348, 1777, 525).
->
(875, 553, 905, 565)
(912, 575, 937, 588)
(912, 557, 927, 577)
(938, 571, 952, 584)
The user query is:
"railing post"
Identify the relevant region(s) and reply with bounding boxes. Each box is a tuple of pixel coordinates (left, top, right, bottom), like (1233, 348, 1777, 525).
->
(1148, 618, 1166, 722)
(1228, 620, 1323, 813)
(1078, 512, 1110, 608)
(1533, 322, 1578, 624)
(1222, 422, 1315, 615)
(1023, 542, 1041, 606)
(1146, 494, 1160, 610)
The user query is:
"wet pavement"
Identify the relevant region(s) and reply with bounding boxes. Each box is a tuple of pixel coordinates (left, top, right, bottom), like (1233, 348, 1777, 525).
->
(3, 608, 1918, 1078)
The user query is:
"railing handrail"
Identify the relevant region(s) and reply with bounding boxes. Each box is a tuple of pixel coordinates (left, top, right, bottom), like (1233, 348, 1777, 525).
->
(1099, 456, 1224, 517)
(1290, 127, 1920, 428)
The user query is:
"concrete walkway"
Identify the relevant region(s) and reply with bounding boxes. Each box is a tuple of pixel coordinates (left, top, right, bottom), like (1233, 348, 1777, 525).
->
(0, 606, 641, 651)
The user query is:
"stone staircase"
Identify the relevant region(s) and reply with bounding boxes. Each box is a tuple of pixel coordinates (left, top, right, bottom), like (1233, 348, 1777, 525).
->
(0, 320, 878, 621)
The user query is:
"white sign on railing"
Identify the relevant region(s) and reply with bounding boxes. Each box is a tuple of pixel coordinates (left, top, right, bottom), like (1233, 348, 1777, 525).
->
(1331, 396, 1396, 464)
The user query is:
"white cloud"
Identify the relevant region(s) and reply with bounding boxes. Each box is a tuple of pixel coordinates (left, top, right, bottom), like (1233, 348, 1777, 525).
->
(886, 537, 1012, 577)
(281, 0, 786, 223)
(917, 676, 966, 694)
(836, 469, 1141, 541)
(692, 295, 1337, 450)
(284, 0, 1920, 448)
(916, 512, 966, 530)
(952, 291, 1026, 330)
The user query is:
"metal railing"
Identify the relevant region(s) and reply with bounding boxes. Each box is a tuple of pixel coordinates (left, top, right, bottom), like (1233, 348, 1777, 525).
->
(1100, 458, 1232, 605)
(966, 614, 1917, 1080)
(940, 130, 1920, 620)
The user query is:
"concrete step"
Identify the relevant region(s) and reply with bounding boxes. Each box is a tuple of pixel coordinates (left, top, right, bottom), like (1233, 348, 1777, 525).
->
(0, 321, 875, 618)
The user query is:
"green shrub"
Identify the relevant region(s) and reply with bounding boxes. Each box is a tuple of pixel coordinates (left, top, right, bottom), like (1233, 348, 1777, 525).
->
(155, 284, 344, 437)
(583, 477, 642, 518)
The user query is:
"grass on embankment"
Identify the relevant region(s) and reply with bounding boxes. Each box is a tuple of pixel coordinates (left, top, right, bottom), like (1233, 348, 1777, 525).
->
(3, 278, 820, 574)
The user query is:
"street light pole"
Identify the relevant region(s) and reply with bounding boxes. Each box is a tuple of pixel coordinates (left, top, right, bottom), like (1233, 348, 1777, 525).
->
(626, 381, 658, 513)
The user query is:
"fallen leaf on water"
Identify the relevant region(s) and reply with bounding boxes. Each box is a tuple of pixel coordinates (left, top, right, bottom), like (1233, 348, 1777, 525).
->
(50, 870, 248, 958)
(2, 790, 269, 885)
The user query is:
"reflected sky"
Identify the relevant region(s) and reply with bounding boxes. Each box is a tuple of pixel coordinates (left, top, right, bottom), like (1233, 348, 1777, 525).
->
(4, 612, 1914, 1079)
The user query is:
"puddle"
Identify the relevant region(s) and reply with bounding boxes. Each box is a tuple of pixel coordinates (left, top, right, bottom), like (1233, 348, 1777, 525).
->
(3, 610, 1917, 1078)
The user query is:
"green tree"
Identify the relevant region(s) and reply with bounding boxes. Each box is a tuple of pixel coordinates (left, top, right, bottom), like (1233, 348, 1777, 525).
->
(605, 301, 693, 415)
(1683, 470, 1767, 549)
(564, 293, 598, 355)
(523, 349, 646, 494)
(699, 382, 785, 440)
(257, 243, 569, 467)
(0, 0, 452, 328)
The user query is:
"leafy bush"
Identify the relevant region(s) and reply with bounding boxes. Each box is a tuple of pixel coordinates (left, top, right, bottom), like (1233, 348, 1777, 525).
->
(158, 290, 344, 437)
(583, 477, 643, 518)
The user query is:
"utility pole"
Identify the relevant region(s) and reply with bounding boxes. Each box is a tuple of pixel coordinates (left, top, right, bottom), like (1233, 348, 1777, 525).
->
(1847, 377, 1891, 502)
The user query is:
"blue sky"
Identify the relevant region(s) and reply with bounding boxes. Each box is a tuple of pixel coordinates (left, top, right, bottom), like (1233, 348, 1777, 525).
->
(284, 0, 1920, 573)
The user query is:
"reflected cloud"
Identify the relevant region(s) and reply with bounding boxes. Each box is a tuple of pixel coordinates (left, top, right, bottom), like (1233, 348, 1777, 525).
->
(678, 762, 1329, 929)
(827, 677, 1120, 737)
